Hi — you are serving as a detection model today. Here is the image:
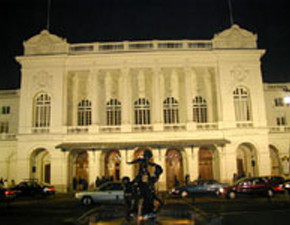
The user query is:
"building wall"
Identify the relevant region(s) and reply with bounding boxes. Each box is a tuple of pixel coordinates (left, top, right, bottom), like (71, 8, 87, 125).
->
(0, 25, 289, 191)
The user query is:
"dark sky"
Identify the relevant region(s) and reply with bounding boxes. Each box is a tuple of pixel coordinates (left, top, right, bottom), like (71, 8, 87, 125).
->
(0, 0, 289, 90)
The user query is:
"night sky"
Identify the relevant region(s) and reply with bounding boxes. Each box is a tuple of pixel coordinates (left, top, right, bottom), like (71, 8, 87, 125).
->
(0, 0, 289, 90)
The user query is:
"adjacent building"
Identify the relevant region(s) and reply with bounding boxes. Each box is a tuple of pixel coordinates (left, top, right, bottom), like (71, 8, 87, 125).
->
(1, 24, 290, 192)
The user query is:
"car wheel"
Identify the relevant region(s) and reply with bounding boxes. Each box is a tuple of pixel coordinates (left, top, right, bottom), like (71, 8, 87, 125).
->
(181, 191, 188, 198)
(267, 189, 274, 198)
(81, 196, 93, 206)
(228, 191, 236, 199)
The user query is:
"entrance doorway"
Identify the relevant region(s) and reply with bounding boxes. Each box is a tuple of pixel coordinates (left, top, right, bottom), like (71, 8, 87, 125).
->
(198, 148, 213, 180)
(105, 150, 121, 181)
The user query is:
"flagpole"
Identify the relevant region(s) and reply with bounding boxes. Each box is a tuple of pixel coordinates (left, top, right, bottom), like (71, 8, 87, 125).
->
(228, 0, 234, 26)
(46, 0, 51, 31)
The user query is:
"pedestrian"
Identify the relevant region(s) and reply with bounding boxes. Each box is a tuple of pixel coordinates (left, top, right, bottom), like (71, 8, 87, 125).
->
(174, 175, 179, 187)
(95, 176, 100, 187)
(185, 174, 190, 185)
(73, 177, 77, 191)
(232, 173, 238, 184)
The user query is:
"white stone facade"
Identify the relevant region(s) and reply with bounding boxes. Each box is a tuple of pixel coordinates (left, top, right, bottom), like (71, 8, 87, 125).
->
(0, 24, 289, 192)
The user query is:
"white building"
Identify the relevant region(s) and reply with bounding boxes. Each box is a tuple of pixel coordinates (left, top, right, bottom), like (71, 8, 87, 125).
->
(0, 24, 290, 192)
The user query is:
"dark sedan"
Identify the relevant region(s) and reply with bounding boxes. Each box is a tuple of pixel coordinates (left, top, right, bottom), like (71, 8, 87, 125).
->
(224, 177, 276, 199)
(5, 179, 55, 198)
(170, 180, 228, 197)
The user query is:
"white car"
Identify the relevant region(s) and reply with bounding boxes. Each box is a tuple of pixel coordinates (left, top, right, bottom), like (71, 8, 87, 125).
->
(75, 182, 125, 206)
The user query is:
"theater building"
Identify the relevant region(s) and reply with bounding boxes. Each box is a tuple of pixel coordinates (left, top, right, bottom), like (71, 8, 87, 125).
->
(1, 24, 290, 192)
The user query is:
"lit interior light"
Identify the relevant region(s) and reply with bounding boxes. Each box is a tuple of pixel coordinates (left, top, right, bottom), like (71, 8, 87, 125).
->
(284, 96, 290, 104)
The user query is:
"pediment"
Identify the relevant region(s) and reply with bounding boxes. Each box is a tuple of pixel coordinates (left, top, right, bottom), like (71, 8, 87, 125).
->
(24, 30, 68, 55)
(213, 24, 257, 49)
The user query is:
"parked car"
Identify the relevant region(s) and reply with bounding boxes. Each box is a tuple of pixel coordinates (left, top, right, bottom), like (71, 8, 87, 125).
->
(224, 177, 276, 199)
(260, 175, 285, 192)
(170, 180, 229, 198)
(5, 179, 55, 198)
(282, 179, 290, 193)
(75, 182, 124, 206)
(0, 184, 19, 202)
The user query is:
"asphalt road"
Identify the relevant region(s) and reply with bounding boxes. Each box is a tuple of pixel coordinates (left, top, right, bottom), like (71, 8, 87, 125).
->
(1, 193, 290, 225)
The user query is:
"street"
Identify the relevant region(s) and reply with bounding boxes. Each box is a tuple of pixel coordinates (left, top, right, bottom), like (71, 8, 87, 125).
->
(1, 193, 290, 225)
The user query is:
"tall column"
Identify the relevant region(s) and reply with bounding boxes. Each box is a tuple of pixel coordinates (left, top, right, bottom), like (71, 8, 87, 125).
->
(185, 146, 198, 181)
(184, 66, 194, 130)
(120, 67, 132, 132)
(88, 151, 101, 189)
(153, 148, 167, 191)
(90, 70, 99, 132)
(72, 73, 78, 126)
(153, 67, 163, 131)
(51, 150, 68, 192)
(204, 69, 213, 122)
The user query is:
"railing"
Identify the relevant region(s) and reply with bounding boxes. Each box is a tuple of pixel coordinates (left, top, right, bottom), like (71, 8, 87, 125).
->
(67, 126, 89, 134)
(100, 125, 121, 133)
(32, 127, 50, 134)
(196, 123, 218, 130)
(269, 126, 290, 133)
(69, 40, 212, 54)
(0, 133, 17, 140)
(132, 124, 153, 132)
(236, 121, 253, 128)
(164, 123, 186, 131)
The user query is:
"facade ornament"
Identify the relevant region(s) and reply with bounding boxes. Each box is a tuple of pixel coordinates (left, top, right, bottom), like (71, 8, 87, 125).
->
(33, 71, 53, 89)
(231, 65, 248, 82)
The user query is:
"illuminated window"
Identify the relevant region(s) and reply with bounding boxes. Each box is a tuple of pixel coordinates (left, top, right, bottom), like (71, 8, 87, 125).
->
(33, 93, 51, 128)
(163, 97, 179, 124)
(233, 87, 252, 121)
(106, 99, 121, 126)
(0, 122, 9, 133)
(193, 96, 207, 123)
(276, 117, 286, 126)
(1, 106, 10, 114)
(274, 98, 284, 107)
(134, 98, 151, 125)
(77, 100, 92, 126)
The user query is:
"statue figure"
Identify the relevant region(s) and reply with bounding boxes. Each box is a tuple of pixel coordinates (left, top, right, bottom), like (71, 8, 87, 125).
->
(124, 149, 163, 222)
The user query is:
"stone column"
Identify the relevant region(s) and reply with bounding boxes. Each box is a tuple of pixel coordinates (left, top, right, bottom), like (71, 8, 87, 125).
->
(72, 73, 78, 126)
(90, 70, 99, 132)
(204, 69, 213, 122)
(88, 151, 101, 189)
(184, 67, 195, 130)
(51, 150, 68, 192)
(120, 67, 132, 132)
(185, 146, 199, 181)
(153, 67, 163, 131)
(153, 148, 167, 191)
(120, 149, 133, 179)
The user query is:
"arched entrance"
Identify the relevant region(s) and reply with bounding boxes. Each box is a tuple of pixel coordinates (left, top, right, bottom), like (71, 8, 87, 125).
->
(105, 150, 121, 181)
(198, 148, 213, 180)
(236, 144, 258, 178)
(69, 151, 89, 191)
(269, 146, 281, 175)
(30, 148, 51, 183)
(166, 149, 183, 189)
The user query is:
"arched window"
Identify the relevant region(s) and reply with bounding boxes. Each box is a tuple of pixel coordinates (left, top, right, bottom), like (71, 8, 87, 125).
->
(163, 97, 179, 124)
(33, 93, 51, 128)
(193, 96, 207, 123)
(106, 99, 121, 126)
(233, 87, 251, 121)
(134, 98, 151, 125)
(77, 99, 92, 126)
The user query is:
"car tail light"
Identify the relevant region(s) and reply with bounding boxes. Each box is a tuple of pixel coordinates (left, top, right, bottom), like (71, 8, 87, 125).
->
(274, 184, 283, 191)
(45, 187, 55, 192)
(5, 190, 18, 196)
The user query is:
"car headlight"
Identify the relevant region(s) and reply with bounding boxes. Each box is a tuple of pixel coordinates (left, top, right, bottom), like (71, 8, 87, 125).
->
(285, 184, 290, 188)
(219, 187, 224, 193)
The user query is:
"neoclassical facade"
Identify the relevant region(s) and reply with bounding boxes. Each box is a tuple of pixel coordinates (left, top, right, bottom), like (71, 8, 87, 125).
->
(1, 24, 290, 192)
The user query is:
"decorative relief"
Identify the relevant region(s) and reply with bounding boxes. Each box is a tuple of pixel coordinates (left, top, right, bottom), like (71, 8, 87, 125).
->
(33, 71, 53, 89)
(231, 65, 249, 82)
